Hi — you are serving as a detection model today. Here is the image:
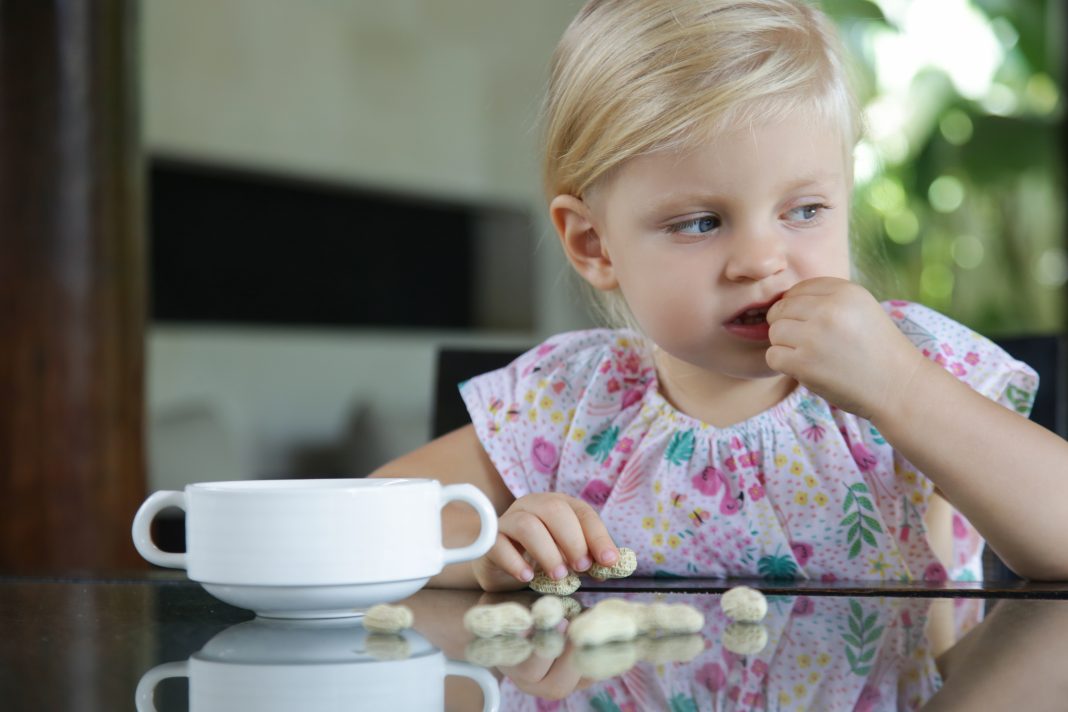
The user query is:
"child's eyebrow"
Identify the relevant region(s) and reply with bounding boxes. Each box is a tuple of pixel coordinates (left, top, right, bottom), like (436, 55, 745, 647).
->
(646, 174, 843, 214)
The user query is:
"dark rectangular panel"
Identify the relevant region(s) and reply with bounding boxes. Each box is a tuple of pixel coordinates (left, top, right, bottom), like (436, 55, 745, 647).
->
(150, 159, 475, 328)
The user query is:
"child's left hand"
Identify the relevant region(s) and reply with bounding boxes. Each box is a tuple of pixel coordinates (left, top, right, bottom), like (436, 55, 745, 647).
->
(765, 277, 925, 420)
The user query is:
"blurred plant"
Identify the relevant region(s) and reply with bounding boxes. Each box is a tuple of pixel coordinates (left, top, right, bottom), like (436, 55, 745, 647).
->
(825, 0, 1064, 335)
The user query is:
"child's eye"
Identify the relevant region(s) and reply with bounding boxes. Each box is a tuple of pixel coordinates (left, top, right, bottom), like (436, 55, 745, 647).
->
(670, 215, 721, 234)
(785, 204, 825, 222)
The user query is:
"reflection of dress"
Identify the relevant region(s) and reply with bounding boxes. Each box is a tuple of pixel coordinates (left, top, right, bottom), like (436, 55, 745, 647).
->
(462, 302, 1036, 585)
(498, 593, 942, 711)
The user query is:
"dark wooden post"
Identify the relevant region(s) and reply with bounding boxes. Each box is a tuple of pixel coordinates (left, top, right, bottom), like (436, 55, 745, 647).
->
(0, 1, 146, 571)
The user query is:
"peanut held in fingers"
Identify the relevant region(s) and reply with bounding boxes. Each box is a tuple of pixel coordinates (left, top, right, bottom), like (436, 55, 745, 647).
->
(463, 602, 533, 638)
(362, 604, 414, 633)
(529, 568, 582, 596)
(720, 585, 767, 623)
(588, 547, 637, 580)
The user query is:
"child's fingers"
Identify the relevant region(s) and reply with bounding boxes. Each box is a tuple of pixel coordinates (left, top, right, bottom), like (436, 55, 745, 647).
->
(485, 531, 535, 583)
(767, 294, 821, 324)
(499, 509, 569, 580)
(570, 499, 619, 566)
(532, 498, 597, 571)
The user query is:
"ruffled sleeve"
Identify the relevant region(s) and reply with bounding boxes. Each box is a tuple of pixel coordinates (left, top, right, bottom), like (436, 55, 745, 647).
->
(459, 330, 625, 499)
(885, 300, 1038, 415)
(885, 300, 1039, 582)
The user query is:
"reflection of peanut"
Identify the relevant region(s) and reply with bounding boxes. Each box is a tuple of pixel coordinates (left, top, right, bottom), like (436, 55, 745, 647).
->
(569, 598, 706, 646)
(465, 636, 534, 667)
(573, 639, 643, 680)
(642, 633, 705, 665)
(463, 602, 533, 638)
(532, 630, 566, 660)
(363, 604, 414, 633)
(568, 599, 641, 646)
(364, 633, 410, 660)
(722, 621, 769, 655)
(588, 547, 638, 580)
(561, 596, 583, 620)
(532, 595, 566, 629)
(529, 569, 582, 596)
(720, 585, 767, 622)
(641, 602, 705, 636)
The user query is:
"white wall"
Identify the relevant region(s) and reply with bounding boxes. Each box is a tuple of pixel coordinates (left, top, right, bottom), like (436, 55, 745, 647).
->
(142, 0, 592, 488)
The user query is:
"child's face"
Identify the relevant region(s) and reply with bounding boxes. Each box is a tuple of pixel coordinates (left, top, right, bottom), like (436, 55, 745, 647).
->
(588, 115, 852, 380)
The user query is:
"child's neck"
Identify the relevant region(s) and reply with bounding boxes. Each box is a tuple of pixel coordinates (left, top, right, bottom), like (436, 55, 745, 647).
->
(653, 351, 797, 429)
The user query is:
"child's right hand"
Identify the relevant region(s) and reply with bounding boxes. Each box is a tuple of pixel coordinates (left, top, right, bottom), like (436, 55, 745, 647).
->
(473, 493, 620, 592)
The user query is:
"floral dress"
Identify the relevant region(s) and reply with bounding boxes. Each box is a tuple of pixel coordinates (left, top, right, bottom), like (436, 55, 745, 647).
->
(460, 302, 1037, 584)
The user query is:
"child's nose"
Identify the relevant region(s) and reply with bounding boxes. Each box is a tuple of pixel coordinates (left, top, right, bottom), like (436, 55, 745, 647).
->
(723, 232, 788, 282)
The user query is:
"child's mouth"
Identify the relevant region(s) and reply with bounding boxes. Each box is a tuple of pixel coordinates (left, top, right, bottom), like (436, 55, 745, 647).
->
(730, 307, 770, 326)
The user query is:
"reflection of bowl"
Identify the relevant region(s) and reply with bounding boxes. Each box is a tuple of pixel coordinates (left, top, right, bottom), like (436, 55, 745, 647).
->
(200, 578, 428, 619)
(136, 618, 499, 712)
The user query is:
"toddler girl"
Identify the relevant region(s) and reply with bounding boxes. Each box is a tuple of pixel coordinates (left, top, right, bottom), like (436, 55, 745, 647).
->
(374, 0, 1068, 590)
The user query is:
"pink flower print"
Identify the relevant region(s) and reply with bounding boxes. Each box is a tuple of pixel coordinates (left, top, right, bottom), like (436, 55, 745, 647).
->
(792, 596, 815, 616)
(890, 299, 908, 307)
(751, 659, 769, 678)
(599, 359, 612, 374)
(901, 610, 913, 627)
(621, 389, 643, 410)
(934, 353, 947, 367)
(941, 343, 955, 356)
(821, 572, 838, 583)
(850, 442, 877, 472)
(802, 423, 826, 441)
(617, 351, 642, 374)
(855, 685, 883, 712)
(579, 479, 611, 507)
(950, 362, 967, 377)
(748, 483, 765, 501)
(615, 437, 634, 454)
(923, 562, 948, 583)
(742, 692, 765, 706)
(552, 381, 566, 394)
(965, 351, 980, 365)
(615, 458, 628, 476)
(730, 436, 743, 451)
(727, 686, 741, 702)
(606, 378, 621, 394)
(603, 456, 613, 470)
(890, 309, 905, 319)
(739, 451, 761, 468)
(720, 493, 741, 515)
(790, 541, 814, 567)
(696, 663, 726, 692)
(530, 437, 559, 474)
(536, 700, 561, 712)
(692, 466, 724, 497)
(724, 456, 737, 473)
(537, 343, 557, 357)
(953, 513, 968, 539)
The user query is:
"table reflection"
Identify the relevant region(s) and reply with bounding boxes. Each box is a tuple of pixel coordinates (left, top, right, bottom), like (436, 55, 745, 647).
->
(401, 589, 1068, 711)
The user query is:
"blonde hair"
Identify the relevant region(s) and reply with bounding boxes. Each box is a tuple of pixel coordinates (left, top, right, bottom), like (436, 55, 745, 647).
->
(542, 0, 863, 327)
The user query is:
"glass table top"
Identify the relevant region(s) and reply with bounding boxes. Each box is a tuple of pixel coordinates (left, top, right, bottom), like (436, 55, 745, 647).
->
(2, 574, 1066, 711)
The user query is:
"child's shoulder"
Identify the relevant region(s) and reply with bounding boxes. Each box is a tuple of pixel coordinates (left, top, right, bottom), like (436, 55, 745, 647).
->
(512, 328, 653, 380)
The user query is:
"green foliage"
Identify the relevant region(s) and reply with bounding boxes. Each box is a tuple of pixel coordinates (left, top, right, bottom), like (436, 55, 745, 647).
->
(827, 0, 1064, 334)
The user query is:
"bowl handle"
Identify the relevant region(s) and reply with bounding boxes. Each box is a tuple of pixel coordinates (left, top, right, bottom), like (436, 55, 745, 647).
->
(134, 660, 189, 712)
(439, 483, 498, 566)
(445, 659, 501, 712)
(131, 491, 188, 569)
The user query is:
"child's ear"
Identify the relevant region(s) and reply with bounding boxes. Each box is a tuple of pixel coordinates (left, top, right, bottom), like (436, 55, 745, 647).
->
(549, 194, 618, 291)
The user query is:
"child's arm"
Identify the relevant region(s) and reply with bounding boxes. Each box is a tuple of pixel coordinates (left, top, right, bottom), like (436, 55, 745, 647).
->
(767, 277, 1068, 580)
(371, 424, 619, 590)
